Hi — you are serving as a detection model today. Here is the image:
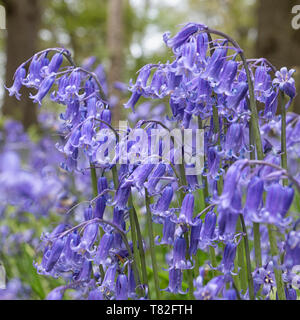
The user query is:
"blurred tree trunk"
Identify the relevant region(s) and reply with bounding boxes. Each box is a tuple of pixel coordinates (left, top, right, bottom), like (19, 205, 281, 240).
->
(256, 0, 300, 113)
(2, 0, 41, 129)
(107, 0, 124, 124)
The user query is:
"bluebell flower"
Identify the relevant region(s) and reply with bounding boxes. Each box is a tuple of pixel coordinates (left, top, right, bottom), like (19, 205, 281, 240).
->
(44, 238, 65, 272)
(43, 52, 63, 76)
(194, 273, 225, 300)
(46, 286, 64, 300)
(217, 242, 237, 275)
(218, 190, 242, 239)
(152, 185, 174, 222)
(251, 183, 294, 227)
(226, 82, 248, 110)
(156, 216, 176, 245)
(284, 229, 300, 269)
(94, 232, 114, 265)
(75, 260, 92, 282)
(144, 163, 166, 195)
(114, 183, 131, 210)
(244, 177, 264, 222)
(116, 274, 128, 300)
(196, 32, 208, 62)
(162, 267, 187, 294)
(6, 65, 27, 100)
(199, 210, 217, 249)
(214, 60, 238, 95)
(224, 123, 246, 158)
(285, 286, 297, 300)
(189, 221, 203, 256)
(23, 54, 44, 88)
(124, 64, 152, 111)
(254, 66, 272, 103)
(171, 236, 193, 270)
(174, 193, 199, 226)
(88, 288, 104, 300)
(252, 262, 276, 298)
(201, 46, 228, 85)
(71, 222, 98, 255)
(99, 263, 118, 299)
(218, 159, 247, 209)
(29, 74, 56, 106)
(273, 67, 296, 106)
(164, 22, 206, 51)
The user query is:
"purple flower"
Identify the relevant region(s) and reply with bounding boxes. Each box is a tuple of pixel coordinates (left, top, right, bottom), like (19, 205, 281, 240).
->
(94, 232, 114, 265)
(29, 74, 56, 105)
(6, 65, 26, 100)
(171, 236, 193, 270)
(163, 267, 187, 294)
(45, 238, 65, 272)
(273, 67, 296, 102)
(156, 216, 176, 245)
(164, 23, 207, 51)
(46, 286, 64, 300)
(194, 273, 225, 300)
(218, 242, 237, 275)
(116, 274, 128, 300)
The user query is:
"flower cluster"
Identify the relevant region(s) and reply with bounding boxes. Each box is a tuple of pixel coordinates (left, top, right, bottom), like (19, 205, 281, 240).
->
(3, 22, 299, 300)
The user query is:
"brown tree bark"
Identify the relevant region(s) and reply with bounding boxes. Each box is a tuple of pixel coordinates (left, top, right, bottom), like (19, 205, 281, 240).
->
(2, 0, 41, 129)
(256, 0, 300, 113)
(107, 0, 124, 125)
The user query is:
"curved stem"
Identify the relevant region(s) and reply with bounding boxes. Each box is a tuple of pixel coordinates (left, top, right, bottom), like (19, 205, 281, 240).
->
(202, 28, 264, 160)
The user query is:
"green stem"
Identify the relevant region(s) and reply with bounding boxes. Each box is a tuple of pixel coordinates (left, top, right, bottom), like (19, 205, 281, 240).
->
(249, 110, 262, 268)
(90, 164, 105, 278)
(145, 189, 161, 299)
(267, 225, 286, 300)
(212, 105, 223, 194)
(236, 218, 248, 292)
(253, 222, 262, 268)
(184, 232, 195, 300)
(90, 165, 98, 198)
(129, 194, 149, 297)
(280, 91, 288, 186)
(209, 246, 217, 278)
(239, 214, 255, 300)
(111, 165, 119, 189)
(128, 195, 142, 286)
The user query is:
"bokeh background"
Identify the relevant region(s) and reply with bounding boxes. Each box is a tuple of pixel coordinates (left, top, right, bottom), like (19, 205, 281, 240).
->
(1, 0, 300, 128)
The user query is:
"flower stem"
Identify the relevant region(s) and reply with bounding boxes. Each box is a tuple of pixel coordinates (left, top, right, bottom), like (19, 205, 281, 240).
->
(267, 225, 286, 300)
(236, 218, 248, 292)
(145, 189, 161, 299)
(128, 196, 142, 286)
(209, 246, 217, 277)
(280, 91, 288, 186)
(239, 214, 255, 300)
(90, 164, 105, 278)
(129, 194, 150, 297)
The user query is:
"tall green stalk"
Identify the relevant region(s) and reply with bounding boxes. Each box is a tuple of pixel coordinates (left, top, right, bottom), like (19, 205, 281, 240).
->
(280, 91, 288, 186)
(129, 194, 149, 296)
(144, 189, 161, 299)
(236, 219, 247, 292)
(267, 225, 286, 300)
(239, 214, 255, 300)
